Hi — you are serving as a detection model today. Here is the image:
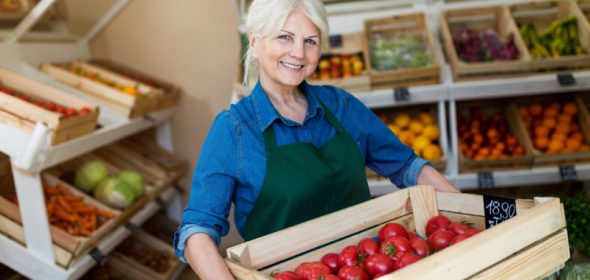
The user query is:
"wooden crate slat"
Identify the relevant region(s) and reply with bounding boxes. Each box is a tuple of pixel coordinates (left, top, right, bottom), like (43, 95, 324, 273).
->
(227, 188, 411, 269)
(409, 185, 438, 238)
(470, 229, 569, 280)
(381, 198, 565, 280)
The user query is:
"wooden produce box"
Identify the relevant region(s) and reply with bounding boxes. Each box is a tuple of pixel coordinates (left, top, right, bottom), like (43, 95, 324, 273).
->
(40, 61, 163, 118)
(0, 67, 99, 145)
(456, 100, 533, 173)
(0, 0, 32, 21)
(508, 95, 590, 166)
(511, 0, 590, 72)
(365, 12, 442, 90)
(108, 232, 182, 280)
(440, 6, 532, 81)
(307, 32, 371, 93)
(226, 185, 568, 279)
(0, 173, 120, 268)
(88, 59, 181, 111)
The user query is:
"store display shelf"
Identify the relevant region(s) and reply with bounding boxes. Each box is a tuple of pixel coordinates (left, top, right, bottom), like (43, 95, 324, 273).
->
(353, 83, 448, 108)
(0, 186, 180, 280)
(449, 71, 590, 101)
(0, 106, 176, 173)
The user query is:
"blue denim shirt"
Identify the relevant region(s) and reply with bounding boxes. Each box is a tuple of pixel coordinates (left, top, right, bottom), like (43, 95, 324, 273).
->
(173, 81, 429, 262)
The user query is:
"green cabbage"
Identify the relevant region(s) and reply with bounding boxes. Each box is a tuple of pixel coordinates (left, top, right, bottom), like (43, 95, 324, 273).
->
(94, 178, 135, 209)
(117, 170, 144, 198)
(75, 161, 109, 193)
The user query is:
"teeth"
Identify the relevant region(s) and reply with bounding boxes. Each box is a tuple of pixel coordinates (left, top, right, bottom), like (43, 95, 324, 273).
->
(282, 62, 303, 69)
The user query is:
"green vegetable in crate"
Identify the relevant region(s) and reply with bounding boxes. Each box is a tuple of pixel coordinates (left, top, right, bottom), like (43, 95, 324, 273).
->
(519, 15, 585, 58)
(562, 192, 590, 257)
(94, 178, 136, 209)
(370, 35, 432, 71)
(74, 160, 109, 192)
(117, 170, 144, 198)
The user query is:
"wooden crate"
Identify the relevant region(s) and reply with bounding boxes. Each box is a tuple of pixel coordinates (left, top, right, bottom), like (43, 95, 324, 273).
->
(0, 67, 99, 145)
(40, 61, 163, 118)
(0, 0, 32, 21)
(225, 185, 568, 279)
(307, 32, 371, 93)
(511, 0, 590, 72)
(0, 173, 120, 268)
(508, 95, 590, 166)
(88, 59, 181, 111)
(365, 13, 441, 90)
(456, 100, 533, 173)
(440, 6, 532, 81)
(108, 232, 182, 280)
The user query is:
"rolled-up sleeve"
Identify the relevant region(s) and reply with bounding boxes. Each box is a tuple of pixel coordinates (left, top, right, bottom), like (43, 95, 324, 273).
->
(173, 112, 239, 262)
(343, 92, 429, 188)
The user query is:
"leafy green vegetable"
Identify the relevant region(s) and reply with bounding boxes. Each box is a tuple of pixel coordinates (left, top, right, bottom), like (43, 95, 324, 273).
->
(117, 170, 144, 198)
(75, 161, 109, 193)
(94, 178, 135, 209)
(562, 191, 590, 257)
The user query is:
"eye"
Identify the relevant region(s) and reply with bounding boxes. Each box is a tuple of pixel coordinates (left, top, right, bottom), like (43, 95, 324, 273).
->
(278, 34, 291, 41)
(305, 38, 318, 45)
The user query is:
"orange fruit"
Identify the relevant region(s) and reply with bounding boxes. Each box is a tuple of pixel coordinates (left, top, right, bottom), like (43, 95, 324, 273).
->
(514, 145, 525, 156)
(551, 133, 567, 142)
(473, 134, 484, 144)
(423, 125, 440, 141)
(409, 120, 424, 134)
(534, 137, 549, 150)
(571, 132, 584, 142)
(542, 118, 557, 130)
(557, 114, 572, 124)
(506, 134, 518, 147)
(494, 142, 506, 152)
(465, 148, 475, 159)
(534, 126, 549, 137)
(555, 124, 571, 135)
(418, 112, 435, 125)
(471, 142, 481, 151)
(563, 102, 578, 115)
(487, 129, 499, 140)
(398, 130, 415, 146)
(474, 154, 487, 161)
(566, 138, 582, 151)
(544, 107, 559, 118)
(477, 147, 491, 158)
(547, 140, 564, 154)
(491, 149, 502, 158)
(394, 113, 411, 129)
(529, 103, 543, 117)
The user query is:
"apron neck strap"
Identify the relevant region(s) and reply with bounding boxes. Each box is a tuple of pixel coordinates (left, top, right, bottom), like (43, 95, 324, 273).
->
(262, 94, 346, 147)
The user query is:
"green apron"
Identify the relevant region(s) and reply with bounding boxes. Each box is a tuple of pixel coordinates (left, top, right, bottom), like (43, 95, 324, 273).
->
(244, 100, 371, 240)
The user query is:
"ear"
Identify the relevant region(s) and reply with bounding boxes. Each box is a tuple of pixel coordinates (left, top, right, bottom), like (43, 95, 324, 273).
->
(249, 32, 258, 58)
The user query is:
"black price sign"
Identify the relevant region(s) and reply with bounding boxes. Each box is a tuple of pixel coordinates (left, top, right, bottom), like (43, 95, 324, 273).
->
(559, 165, 577, 182)
(483, 194, 517, 229)
(557, 73, 576, 86)
(329, 34, 343, 48)
(90, 248, 108, 266)
(394, 88, 410, 102)
(477, 172, 495, 189)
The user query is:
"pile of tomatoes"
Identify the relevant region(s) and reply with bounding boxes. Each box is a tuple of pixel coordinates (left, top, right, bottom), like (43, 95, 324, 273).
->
(273, 215, 481, 280)
(0, 84, 91, 118)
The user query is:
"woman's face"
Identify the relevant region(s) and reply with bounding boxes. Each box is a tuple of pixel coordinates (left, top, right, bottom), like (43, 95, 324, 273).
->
(252, 11, 321, 91)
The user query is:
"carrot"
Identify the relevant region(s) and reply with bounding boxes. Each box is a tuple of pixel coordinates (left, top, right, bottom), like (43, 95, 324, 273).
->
(56, 196, 73, 213)
(43, 185, 59, 195)
(54, 207, 76, 223)
(72, 205, 96, 215)
(97, 209, 114, 219)
(64, 194, 83, 203)
(56, 184, 70, 195)
(79, 228, 92, 237)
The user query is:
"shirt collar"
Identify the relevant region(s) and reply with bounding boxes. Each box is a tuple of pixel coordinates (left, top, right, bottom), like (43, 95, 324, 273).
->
(251, 80, 324, 133)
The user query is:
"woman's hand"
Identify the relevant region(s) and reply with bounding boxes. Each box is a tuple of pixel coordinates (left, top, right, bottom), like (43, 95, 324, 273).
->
(185, 233, 235, 280)
(416, 165, 460, 193)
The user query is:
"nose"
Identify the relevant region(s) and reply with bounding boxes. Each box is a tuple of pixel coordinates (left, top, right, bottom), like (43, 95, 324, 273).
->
(289, 40, 305, 59)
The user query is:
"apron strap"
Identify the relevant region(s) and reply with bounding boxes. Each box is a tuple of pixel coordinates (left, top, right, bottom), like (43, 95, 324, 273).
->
(262, 95, 346, 147)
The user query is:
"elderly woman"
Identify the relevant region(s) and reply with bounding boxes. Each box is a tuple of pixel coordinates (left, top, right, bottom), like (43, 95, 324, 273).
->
(174, 0, 459, 278)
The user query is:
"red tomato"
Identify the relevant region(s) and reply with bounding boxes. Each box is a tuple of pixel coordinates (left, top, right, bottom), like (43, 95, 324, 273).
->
(340, 245, 358, 255)
(337, 266, 369, 280)
(79, 107, 91, 115)
(450, 234, 471, 245)
(409, 237, 431, 257)
(407, 231, 418, 239)
(0, 86, 13, 94)
(273, 271, 300, 280)
(425, 215, 451, 236)
(295, 262, 331, 280)
(379, 236, 412, 261)
(365, 253, 394, 277)
(428, 230, 456, 251)
(393, 252, 422, 270)
(65, 108, 77, 117)
(316, 275, 338, 280)
(448, 222, 470, 235)
(320, 253, 339, 274)
(357, 238, 379, 257)
(338, 252, 360, 268)
(466, 229, 481, 236)
(378, 223, 409, 243)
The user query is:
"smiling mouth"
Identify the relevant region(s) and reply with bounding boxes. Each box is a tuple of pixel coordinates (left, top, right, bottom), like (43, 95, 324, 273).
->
(281, 61, 304, 69)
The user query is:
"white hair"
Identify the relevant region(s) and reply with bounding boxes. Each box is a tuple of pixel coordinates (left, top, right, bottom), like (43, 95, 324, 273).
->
(242, 0, 328, 93)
